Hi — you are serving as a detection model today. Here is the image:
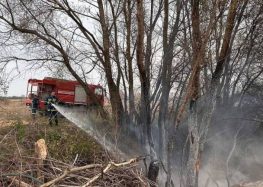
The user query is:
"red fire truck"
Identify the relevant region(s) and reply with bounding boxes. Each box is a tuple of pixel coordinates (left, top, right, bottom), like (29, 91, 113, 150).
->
(25, 77, 105, 112)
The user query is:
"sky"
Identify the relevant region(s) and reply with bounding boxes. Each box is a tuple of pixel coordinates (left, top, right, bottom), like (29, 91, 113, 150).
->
(8, 73, 47, 97)
(6, 63, 49, 97)
(8, 75, 44, 97)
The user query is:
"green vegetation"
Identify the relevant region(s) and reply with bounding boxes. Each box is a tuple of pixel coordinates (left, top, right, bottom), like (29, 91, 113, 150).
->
(0, 116, 105, 171)
(14, 120, 26, 142)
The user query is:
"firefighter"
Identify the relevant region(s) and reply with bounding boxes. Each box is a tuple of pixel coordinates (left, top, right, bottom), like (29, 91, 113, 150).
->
(31, 94, 39, 122)
(45, 91, 58, 126)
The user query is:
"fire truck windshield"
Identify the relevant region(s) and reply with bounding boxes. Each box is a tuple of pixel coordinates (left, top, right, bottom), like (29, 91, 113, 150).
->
(29, 85, 38, 94)
(27, 83, 38, 99)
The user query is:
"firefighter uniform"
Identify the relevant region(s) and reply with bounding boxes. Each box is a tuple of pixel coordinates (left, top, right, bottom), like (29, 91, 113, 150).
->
(31, 95, 39, 121)
(45, 95, 58, 126)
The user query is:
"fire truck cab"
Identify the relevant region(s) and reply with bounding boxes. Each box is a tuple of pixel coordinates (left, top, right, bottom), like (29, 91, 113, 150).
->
(25, 77, 104, 112)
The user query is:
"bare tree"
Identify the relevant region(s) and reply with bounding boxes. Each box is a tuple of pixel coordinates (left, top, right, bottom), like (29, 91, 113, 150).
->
(0, 0, 263, 186)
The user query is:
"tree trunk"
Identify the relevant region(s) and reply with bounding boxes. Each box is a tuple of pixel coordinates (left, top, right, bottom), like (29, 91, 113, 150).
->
(186, 101, 200, 187)
(97, 0, 124, 126)
(124, 0, 136, 122)
(184, 0, 204, 185)
(158, 0, 182, 168)
(201, 0, 239, 147)
(136, 0, 155, 157)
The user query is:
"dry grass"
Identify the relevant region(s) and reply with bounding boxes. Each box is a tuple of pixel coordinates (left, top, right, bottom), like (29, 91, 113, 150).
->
(0, 99, 30, 126)
(0, 99, 151, 186)
(0, 99, 105, 164)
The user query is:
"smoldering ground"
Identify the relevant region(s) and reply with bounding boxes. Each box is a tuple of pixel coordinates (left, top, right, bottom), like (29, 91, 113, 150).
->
(53, 93, 263, 186)
(198, 100, 263, 187)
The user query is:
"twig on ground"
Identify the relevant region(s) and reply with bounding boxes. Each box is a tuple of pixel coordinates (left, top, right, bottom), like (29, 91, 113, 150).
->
(1, 173, 43, 185)
(14, 134, 24, 186)
(72, 154, 79, 166)
(132, 170, 148, 186)
(6, 177, 32, 187)
(40, 164, 102, 187)
(0, 128, 15, 144)
(231, 180, 263, 187)
(82, 158, 138, 187)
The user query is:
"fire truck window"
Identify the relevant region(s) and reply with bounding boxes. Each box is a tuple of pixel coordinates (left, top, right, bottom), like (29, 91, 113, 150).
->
(28, 85, 38, 98)
(95, 88, 103, 95)
(44, 85, 53, 92)
(40, 84, 53, 99)
(31, 85, 38, 93)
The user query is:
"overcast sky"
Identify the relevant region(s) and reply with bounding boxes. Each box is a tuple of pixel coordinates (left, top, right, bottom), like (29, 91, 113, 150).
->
(5, 60, 49, 96)
(7, 69, 48, 97)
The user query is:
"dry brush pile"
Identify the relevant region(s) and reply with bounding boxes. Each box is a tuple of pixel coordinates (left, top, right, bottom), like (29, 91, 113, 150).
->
(0, 100, 154, 187)
(0, 152, 152, 187)
(0, 135, 153, 187)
